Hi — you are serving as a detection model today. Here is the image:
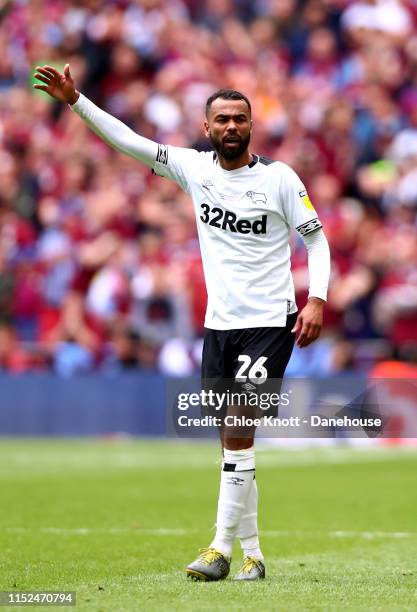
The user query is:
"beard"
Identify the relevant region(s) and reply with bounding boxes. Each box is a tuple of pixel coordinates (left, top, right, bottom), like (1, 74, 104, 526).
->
(209, 131, 251, 160)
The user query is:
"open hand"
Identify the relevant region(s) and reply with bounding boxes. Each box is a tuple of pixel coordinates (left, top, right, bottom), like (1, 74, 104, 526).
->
(33, 64, 79, 105)
(292, 297, 324, 348)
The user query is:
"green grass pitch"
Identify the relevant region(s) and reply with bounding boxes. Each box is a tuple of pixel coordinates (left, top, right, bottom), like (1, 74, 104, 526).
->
(0, 440, 416, 611)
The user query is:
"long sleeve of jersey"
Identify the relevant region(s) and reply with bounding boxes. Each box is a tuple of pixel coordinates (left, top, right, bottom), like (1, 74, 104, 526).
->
(69, 93, 158, 167)
(301, 228, 331, 301)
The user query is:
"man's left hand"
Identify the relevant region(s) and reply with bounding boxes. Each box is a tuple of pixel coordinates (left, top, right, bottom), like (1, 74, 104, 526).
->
(291, 297, 325, 348)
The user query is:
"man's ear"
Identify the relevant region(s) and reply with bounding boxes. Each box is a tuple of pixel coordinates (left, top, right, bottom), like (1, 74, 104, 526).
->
(204, 120, 210, 138)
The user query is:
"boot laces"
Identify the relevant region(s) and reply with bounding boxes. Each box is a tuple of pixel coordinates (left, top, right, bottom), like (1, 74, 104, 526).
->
(241, 556, 261, 574)
(198, 547, 224, 565)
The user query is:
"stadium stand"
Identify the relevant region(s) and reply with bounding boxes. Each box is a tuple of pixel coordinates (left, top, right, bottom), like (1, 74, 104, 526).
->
(1, 0, 417, 376)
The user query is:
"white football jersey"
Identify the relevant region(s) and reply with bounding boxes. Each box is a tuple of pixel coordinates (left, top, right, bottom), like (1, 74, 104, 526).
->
(153, 146, 323, 330)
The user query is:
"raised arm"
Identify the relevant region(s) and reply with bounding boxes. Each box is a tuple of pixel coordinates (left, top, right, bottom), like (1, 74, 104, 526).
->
(33, 64, 158, 167)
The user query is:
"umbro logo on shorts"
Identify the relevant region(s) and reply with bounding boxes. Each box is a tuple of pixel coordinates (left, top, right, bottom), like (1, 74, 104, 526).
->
(242, 382, 256, 391)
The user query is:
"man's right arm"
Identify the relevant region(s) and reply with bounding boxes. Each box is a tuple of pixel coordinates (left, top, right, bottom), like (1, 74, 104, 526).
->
(34, 64, 158, 167)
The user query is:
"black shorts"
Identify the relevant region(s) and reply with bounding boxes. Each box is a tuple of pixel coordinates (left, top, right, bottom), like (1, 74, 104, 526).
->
(201, 312, 297, 419)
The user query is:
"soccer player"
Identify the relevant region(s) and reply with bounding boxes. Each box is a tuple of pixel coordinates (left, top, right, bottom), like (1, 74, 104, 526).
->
(34, 64, 331, 582)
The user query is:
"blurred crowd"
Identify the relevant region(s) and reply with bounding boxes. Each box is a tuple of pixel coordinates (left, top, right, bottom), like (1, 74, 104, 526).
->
(1, 0, 417, 376)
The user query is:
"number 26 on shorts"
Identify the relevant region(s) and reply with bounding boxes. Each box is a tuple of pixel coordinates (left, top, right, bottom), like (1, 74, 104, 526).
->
(235, 355, 268, 384)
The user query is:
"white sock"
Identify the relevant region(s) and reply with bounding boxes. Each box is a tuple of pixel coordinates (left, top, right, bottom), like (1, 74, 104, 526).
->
(210, 447, 255, 558)
(236, 476, 264, 561)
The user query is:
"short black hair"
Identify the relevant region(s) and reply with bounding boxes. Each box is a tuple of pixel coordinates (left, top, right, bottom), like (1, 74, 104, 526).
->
(205, 89, 251, 117)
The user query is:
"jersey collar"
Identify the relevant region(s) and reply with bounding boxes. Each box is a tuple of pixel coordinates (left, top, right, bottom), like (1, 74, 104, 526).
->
(214, 153, 259, 174)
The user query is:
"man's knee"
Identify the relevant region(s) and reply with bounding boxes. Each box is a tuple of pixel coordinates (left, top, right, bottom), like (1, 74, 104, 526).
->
(223, 437, 254, 450)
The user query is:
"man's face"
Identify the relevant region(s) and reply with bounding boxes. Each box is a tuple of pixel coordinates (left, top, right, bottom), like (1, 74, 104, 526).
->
(204, 98, 252, 160)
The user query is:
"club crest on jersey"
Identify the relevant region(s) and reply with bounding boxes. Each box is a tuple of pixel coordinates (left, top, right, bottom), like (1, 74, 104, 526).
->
(298, 189, 316, 213)
(246, 191, 267, 205)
